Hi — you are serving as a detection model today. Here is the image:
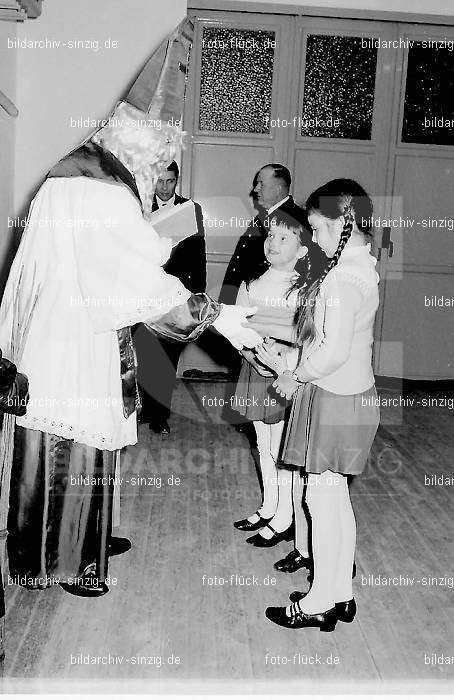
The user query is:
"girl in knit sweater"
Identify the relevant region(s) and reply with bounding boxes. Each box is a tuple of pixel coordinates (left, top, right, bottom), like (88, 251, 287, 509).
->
(233, 210, 318, 547)
(257, 179, 380, 632)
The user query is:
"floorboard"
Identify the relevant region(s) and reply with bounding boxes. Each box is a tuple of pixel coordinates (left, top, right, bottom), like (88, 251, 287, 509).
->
(1, 381, 453, 689)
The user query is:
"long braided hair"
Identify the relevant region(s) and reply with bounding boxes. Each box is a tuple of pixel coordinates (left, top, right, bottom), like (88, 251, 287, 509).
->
(293, 179, 373, 347)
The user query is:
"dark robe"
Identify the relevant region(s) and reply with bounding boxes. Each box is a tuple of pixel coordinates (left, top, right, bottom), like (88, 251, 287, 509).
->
(0, 354, 29, 616)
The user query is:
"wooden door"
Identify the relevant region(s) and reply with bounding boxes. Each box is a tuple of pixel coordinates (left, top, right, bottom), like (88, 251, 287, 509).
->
(374, 24, 454, 379)
(179, 9, 454, 380)
(286, 17, 403, 379)
(287, 17, 398, 209)
(180, 9, 295, 373)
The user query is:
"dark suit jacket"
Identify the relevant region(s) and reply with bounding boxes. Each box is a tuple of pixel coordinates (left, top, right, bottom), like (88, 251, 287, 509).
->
(152, 193, 207, 294)
(219, 195, 327, 304)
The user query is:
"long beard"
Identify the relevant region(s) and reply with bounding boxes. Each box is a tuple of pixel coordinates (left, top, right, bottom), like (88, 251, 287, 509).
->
(91, 101, 186, 219)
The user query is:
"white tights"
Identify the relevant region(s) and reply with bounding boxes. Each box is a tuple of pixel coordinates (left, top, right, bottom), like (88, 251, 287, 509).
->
(297, 470, 356, 615)
(293, 472, 310, 558)
(252, 420, 292, 529)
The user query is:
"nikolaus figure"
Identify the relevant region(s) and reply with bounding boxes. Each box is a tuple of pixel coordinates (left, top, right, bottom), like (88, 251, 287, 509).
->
(0, 21, 261, 598)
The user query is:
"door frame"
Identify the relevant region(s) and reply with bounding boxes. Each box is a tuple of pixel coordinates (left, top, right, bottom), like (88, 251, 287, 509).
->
(188, 1, 454, 27)
(182, 9, 295, 205)
(373, 21, 454, 378)
(182, 5, 454, 379)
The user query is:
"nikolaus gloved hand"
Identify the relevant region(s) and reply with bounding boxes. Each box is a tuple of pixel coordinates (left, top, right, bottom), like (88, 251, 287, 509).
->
(211, 304, 263, 350)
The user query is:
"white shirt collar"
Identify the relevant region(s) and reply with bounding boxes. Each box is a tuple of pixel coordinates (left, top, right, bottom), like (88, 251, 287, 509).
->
(339, 242, 378, 266)
(267, 195, 290, 216)
(265, 267, 297, 281)
(341, 242, 371, 258)
(156, 194, 176, 208)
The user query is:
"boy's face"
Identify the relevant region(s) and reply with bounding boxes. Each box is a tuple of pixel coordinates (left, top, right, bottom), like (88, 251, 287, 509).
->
(264, 222, 307, 271)
(155, 169, 178, 201)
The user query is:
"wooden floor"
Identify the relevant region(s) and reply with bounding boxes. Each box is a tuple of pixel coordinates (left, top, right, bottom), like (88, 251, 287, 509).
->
(1, 379, 454, 691)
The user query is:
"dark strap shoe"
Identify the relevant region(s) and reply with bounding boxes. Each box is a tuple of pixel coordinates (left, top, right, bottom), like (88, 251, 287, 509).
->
(274, 548, 312, 572)
(108, 537, 132, 557)
(59, 563, 109, 598)
(234, 512, 271, 531)
(149, 419, 170, 435)
(265, 601, 337, 631)
(335, 598, 356, 623)
(289, 591, 356, 623)
(246, 524, 294, 548)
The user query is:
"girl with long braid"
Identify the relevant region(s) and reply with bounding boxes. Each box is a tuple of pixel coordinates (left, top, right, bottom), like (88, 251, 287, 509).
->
(256, 179, 380, 632)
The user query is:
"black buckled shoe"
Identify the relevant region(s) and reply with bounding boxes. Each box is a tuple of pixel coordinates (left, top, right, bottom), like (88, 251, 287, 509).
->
(265, 601, 337, 631)
(335, 598, 356, 623)
(108, 537, 131, 557)
(246, 524, 294, 548)
(149, 419, 170, 435)
(274, 549, 312, 572)
(59, 563, 109, 598)
(234, 512, 271, 531)
(288, 591, 357, 623)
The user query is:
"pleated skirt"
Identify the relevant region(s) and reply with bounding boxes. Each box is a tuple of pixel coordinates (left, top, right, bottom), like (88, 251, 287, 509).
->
(282, 382, 380, 475)
(232, 359, 289, 423)
(7, 426, 116, 588)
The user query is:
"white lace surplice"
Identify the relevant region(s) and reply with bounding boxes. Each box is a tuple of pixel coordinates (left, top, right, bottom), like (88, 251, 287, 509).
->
(0, 177, 190, 450)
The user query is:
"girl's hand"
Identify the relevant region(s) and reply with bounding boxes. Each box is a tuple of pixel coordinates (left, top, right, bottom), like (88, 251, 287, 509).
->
(272, 371, 300, 399)
(255, 365, 275, 378)
(254, 342, 286, 374)
(241, 349, 274, 377)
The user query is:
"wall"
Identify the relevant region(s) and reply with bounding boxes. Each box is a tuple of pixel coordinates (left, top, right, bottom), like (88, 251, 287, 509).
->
(12, 0, 454, 218)
(8, 0, 454, 260)
(224, 0, 454, 14)
(14, 0, 187, 216)
(0, 20, 17, 286)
